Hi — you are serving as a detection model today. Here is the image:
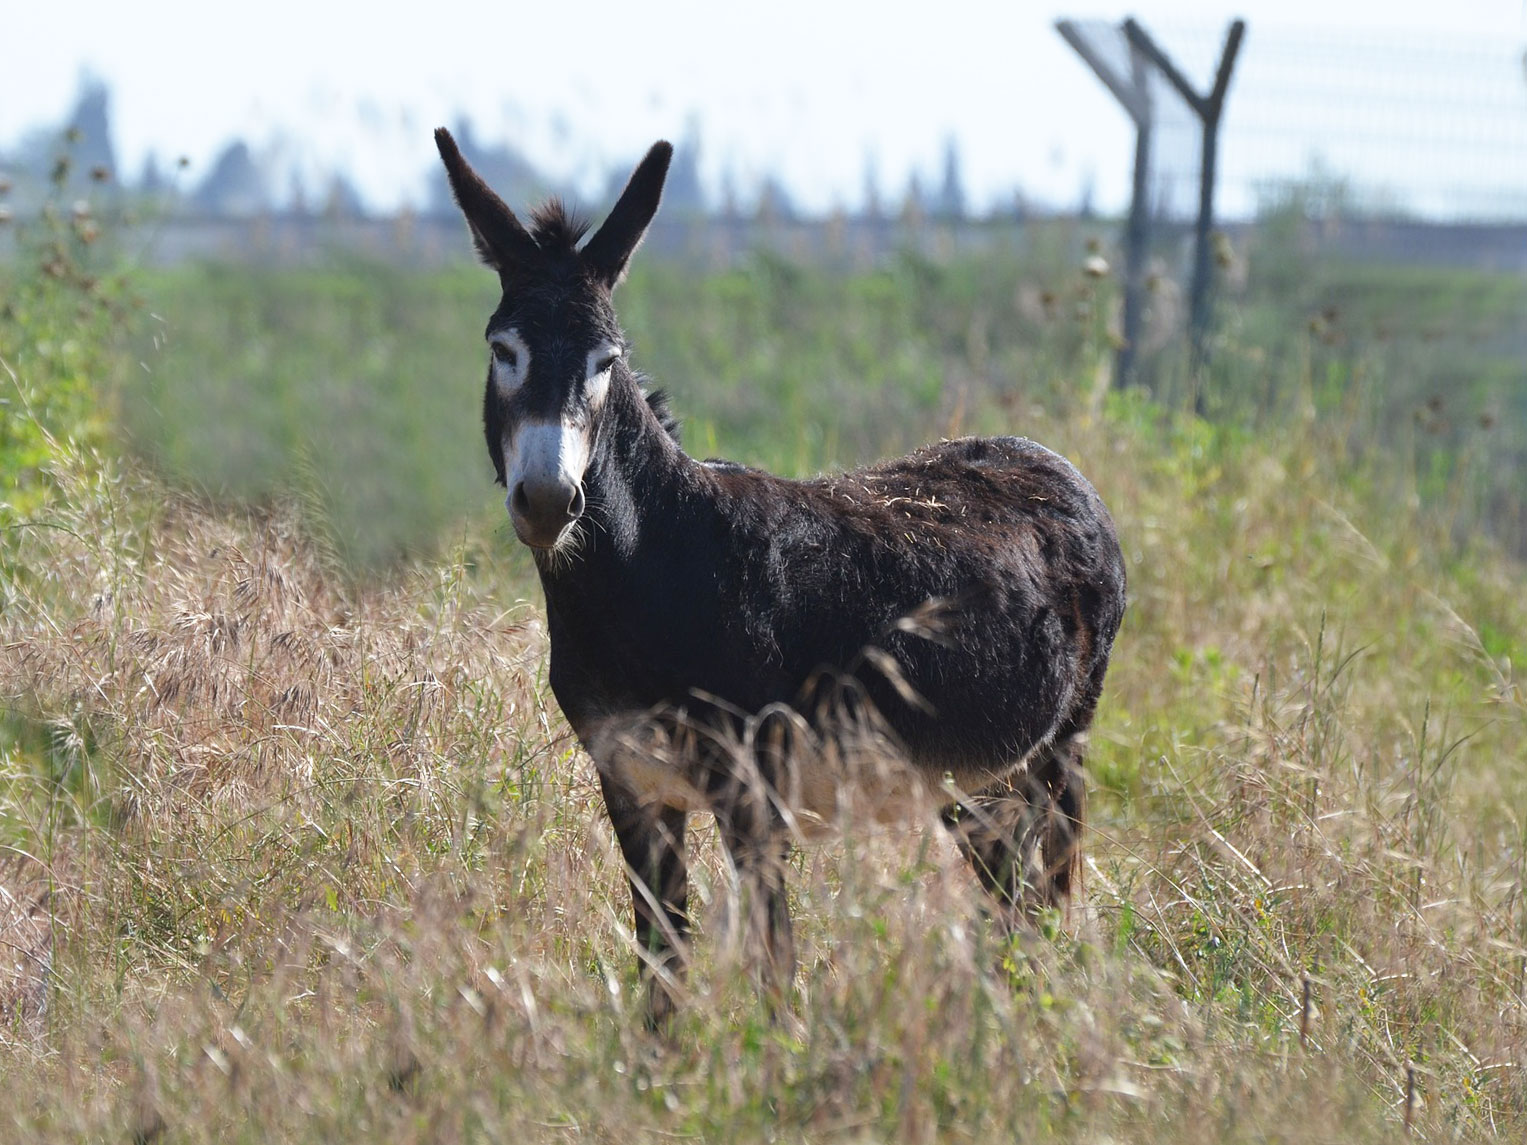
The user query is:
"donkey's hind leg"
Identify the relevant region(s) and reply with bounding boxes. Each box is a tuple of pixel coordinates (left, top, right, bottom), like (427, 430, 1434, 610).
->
(942, 732, 1087, 925)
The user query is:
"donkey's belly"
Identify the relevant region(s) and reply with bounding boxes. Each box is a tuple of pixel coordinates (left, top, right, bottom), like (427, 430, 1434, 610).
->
(606, 750, 713, 812)
(777, 758, 1031, 839)
(594, 707, 1034, 840)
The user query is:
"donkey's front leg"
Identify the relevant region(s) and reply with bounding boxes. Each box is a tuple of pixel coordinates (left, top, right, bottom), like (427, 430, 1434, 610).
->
(717, 795, 795, 1011)
(598, 772, 689, 1028)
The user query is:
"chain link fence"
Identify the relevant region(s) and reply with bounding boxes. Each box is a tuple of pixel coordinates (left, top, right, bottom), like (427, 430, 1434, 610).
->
(1080, 20, 1527, 227)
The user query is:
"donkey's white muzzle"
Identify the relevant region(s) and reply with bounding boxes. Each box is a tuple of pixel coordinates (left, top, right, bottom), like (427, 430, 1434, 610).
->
(507, 420, 589, 548)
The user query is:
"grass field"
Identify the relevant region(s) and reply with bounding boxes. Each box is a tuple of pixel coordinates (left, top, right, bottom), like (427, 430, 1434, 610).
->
(3, 201, 1527, 1141)
(101, 222, 1527, 572)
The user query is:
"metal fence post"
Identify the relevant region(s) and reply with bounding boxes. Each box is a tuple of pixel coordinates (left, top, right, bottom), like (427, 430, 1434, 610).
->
(1124, 18, 1246, 410)
(1057, 20, 1155, 390)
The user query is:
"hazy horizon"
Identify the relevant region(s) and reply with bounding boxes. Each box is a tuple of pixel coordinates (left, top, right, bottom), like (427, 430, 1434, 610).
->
(5, 1, 1527, 219)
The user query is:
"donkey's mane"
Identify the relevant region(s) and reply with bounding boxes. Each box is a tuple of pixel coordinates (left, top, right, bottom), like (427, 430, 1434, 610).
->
(642, 386, 682, 444)
(529, 200, 591, 254)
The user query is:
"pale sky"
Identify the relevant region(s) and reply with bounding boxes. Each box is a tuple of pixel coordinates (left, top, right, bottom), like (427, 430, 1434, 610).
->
(3, 1, 1526, 216)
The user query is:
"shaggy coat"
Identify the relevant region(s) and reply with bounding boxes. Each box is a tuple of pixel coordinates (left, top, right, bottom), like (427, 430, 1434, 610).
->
(435, 128, 1126, 1023)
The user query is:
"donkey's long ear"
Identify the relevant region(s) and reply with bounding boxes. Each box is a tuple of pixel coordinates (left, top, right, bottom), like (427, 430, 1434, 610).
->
(434, 127, 538, 271)
(582, 141, 673, 287)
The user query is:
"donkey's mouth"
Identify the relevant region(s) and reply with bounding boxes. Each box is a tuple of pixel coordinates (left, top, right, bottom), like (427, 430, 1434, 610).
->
(510, 522, 571, 552)
(511, 517, 578, 551)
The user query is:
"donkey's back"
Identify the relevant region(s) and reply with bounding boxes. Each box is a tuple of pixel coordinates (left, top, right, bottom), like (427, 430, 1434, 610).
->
(696, 433, 1124, 791)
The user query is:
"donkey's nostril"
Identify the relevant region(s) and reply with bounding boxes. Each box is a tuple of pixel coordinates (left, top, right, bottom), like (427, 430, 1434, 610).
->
(511, 482, 531, 517)
(568, 485, 586, 518)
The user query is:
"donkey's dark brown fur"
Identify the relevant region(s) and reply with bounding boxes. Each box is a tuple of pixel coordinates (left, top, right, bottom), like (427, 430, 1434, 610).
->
(435, 128, 1127, 1024)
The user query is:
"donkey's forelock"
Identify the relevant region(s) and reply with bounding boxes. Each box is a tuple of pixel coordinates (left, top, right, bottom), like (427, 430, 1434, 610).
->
(527, 202, 591, 258)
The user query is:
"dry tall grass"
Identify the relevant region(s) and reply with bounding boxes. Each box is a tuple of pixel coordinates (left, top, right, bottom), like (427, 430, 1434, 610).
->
(3, 404, 1526, 1141)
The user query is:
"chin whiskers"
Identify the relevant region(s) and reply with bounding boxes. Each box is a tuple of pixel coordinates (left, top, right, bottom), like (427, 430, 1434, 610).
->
(534, 493, 596, 575)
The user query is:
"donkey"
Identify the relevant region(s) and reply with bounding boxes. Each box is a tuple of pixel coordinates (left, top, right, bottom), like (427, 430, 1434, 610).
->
(435, 129, 1126, 1024)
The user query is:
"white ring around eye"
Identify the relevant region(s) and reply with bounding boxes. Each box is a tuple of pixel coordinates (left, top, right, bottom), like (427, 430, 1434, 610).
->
(489, 328, 530, 393)
(584, 343, 621, 410)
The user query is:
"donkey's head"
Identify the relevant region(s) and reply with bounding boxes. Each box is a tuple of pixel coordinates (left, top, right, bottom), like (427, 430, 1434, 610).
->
(435, 128, 672, 550)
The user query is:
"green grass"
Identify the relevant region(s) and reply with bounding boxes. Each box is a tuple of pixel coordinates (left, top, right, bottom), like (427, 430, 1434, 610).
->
(105, 224, 1527, 574)
(116, 261, 498, 570)
(3, 208, 1527, 1141)
(114, 228, 1130, 568)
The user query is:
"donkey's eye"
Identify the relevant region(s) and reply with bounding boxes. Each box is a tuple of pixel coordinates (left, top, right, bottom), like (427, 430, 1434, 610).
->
(593, 345, 623, 375)
(492, 342, 518, 369)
